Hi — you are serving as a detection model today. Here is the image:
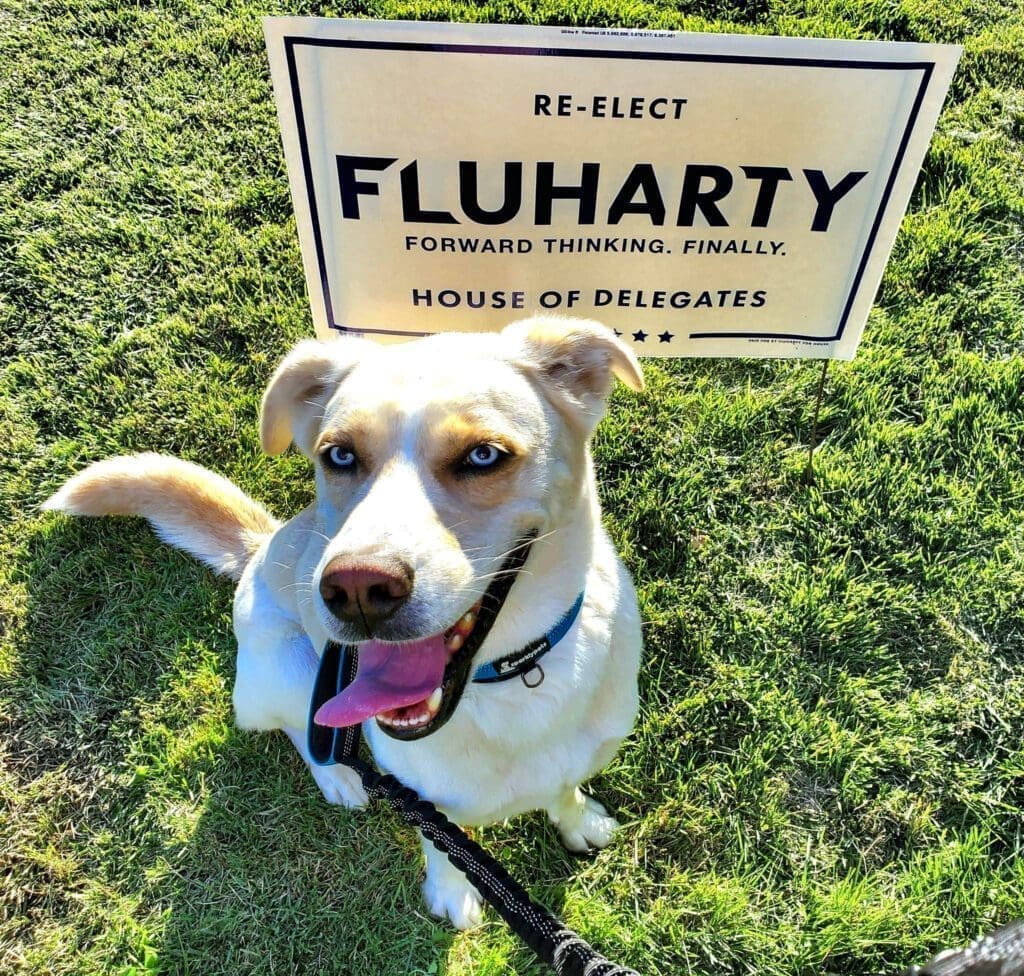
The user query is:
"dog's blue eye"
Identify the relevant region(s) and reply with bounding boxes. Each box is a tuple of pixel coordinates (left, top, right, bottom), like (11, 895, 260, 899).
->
(323, 445, 357, 471)
(465, 444, 504, 469)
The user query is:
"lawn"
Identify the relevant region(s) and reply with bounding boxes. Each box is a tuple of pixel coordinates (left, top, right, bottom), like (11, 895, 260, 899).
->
(1, 0, 1023, 974)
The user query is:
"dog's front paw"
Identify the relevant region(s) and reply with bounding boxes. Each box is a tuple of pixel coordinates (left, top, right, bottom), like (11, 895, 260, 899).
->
(423, 870, 484, 929)
(309, 762, 368, 809)
(553, 789, 619, 853)
(419, 828, 483, 928)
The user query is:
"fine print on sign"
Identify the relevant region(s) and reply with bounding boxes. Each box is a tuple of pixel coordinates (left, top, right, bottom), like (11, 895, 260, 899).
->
(264, 18, 960, 359)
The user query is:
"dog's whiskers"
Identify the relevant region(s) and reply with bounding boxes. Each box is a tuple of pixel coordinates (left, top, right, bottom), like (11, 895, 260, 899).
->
(457, 543, 495, 557)
(296, 526, 333, 544)
(471, 566, 535, 584)
(498, 529, 558, 558)
(278, 579, 315, 593)
(466, 529, 559, 570)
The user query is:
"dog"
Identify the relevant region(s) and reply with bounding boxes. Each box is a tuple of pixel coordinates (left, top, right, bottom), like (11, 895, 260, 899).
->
(44, 315, 645, 929)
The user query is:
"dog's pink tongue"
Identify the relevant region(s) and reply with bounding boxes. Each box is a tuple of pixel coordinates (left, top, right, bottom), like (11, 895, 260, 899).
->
(313, 636, 448, 728)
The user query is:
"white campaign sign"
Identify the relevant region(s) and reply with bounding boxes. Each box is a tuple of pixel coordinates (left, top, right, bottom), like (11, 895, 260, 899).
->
(264, 18, 959, 359)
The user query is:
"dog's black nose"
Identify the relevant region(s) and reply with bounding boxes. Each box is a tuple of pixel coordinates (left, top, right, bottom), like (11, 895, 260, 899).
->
(319, 558, 413, 630)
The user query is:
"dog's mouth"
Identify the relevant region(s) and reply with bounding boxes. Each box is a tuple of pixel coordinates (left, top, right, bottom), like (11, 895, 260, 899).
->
(312, 597, 491, 741)
(312, 534, 534, 741)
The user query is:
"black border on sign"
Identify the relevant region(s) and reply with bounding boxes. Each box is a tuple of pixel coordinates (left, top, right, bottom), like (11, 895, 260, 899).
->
(282, 36, 935, 343)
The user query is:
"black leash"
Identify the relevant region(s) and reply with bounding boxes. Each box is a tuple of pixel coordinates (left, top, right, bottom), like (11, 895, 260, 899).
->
(336, 729, 639, 976)
(308, 535, 639, 975)
(315, 639, 638, 974)
(311, 643, 639, 975)
(303, 543, 1024, 976)
(310, 647, 1024, 976)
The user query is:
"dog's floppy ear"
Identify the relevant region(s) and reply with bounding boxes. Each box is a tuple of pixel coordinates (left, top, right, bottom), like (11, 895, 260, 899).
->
(260, 339, 362, 456)
(504, 316, 644, 432)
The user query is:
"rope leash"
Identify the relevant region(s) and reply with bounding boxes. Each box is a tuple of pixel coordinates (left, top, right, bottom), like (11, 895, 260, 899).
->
(316, 665, 1024, 976)
(314, 635, 639, 975)
(306, 537, 1021, 976)
(343, 749, 640, 976)
(321, 696, 1024, 976)
(308, 532, 638, 973)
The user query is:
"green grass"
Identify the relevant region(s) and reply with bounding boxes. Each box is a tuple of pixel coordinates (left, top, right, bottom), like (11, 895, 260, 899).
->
(2, 0, 1023, 974)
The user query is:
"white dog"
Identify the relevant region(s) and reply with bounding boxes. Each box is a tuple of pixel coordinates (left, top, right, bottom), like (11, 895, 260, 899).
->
(45, 316, 644, 929)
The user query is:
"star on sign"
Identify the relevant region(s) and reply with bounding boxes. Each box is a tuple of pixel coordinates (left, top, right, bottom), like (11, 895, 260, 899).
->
(632, 330, 648, 342)
(658, 331, 674, 343)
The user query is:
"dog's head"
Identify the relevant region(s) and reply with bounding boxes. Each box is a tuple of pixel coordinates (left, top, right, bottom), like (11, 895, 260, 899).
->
(260, 316, 642, 739)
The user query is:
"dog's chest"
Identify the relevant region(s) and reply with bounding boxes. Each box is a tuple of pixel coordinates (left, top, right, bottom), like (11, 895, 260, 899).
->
(366, 709, 597, 824)
(368, 675, 585, 819)
(363, 624, 629, 824)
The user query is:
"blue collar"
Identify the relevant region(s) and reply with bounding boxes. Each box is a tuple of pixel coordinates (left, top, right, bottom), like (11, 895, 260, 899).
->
(471, 591, 585, 685)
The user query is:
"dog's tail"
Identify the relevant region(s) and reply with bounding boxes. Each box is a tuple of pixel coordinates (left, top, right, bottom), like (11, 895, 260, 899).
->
(43, 453, 280, 580)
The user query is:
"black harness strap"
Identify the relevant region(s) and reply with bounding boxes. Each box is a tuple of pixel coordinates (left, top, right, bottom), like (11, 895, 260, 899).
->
(308, 640, 361, 767)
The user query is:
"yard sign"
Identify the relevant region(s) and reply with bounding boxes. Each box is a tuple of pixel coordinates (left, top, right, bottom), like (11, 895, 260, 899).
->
(264, 18, 960, 359)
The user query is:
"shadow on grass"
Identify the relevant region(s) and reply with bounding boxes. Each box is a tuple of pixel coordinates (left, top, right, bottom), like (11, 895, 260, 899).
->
(12, 517, 593, 976)
(148, 726, 463, 976)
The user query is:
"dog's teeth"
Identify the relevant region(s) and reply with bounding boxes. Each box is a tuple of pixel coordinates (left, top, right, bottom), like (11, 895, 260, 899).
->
(460, 612, 475, 627)
(448, 633, 463, 651)
(427, 687, 442, 711)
